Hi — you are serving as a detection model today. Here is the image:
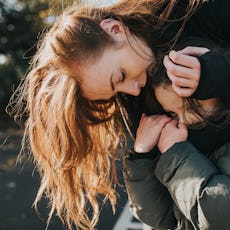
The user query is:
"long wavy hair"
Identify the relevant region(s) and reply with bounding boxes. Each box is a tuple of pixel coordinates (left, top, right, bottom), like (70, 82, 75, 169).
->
(7, 0, 205, 229)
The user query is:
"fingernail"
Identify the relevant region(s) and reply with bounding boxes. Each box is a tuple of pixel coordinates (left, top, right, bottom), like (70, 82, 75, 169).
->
(169, 50, 176, 56)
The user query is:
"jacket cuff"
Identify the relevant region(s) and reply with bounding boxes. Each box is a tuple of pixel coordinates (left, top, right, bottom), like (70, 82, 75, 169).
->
(126, 147, 159, 160)
(192, 51, 230, 99)
(123, 152, 157, 181)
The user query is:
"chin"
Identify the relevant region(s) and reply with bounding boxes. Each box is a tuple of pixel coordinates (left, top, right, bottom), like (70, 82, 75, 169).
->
(133, 90, 141, 96)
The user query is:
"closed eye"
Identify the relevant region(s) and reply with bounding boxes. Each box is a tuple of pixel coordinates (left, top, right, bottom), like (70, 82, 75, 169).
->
(121, 69, 126, 82)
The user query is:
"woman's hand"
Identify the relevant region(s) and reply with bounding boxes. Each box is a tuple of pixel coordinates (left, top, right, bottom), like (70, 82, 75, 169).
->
(134, 114, 171, 153)
(163, 46, 210, 97)
(157, 120, 188, 154)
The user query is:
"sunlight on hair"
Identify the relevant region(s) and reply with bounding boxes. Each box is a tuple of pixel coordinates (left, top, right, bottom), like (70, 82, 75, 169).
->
(84, 0, 118, 7)
(6, 0, 208, 229)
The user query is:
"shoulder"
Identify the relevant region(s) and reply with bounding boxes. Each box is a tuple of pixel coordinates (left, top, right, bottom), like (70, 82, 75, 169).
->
(182, 0, 230, 43)
(199, 0, 230, 35)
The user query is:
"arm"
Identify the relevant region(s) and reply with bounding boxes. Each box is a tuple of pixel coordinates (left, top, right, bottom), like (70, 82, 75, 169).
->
(191, 0, 230, 99)
(123, 114, 177, 229)
(164, 48, 230, 99)
(123, 149, 177, 230)
(193, 0, 230, 98)
(192, 50, 230, 99)
(156, 119, 230, 229)
(155, 141, 230, 229)
(163, 0, 230, 99)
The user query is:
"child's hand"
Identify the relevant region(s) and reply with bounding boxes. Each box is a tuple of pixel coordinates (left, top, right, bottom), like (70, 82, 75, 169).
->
(134, 114, 171, 153)
(157, 120, 188, 154)
(163, 46, 210, 97)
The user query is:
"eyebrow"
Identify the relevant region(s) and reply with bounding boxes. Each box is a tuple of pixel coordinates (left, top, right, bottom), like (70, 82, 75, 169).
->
(110, 72, 115, 91)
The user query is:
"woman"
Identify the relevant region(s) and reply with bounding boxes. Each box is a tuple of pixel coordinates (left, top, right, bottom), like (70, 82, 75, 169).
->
(8, 0, 230, 229)
(124, 39, 230, 230)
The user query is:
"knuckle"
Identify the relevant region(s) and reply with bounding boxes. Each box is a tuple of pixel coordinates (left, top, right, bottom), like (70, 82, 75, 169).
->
(167, 64, 177, 74)
(185, 46, 192, 52)
(192, 72, 200, 81)
(171, 52, 180, 63)
(172, 78, 180, 85)
(193, 59, 200, 68)
(175, 89, 186, 97)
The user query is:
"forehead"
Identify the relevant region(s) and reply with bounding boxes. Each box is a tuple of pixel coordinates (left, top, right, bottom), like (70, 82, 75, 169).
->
(155, 84, 182, 109)
(79, 48, 116, 100)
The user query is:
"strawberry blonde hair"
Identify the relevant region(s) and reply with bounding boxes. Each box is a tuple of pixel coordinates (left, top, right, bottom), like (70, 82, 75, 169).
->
(8, 0, 204, 229)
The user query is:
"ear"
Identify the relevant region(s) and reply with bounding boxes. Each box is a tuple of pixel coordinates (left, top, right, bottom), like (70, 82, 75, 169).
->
(100, 18, 128, 42)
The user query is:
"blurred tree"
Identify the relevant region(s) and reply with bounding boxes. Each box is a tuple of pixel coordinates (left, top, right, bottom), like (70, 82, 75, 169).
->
(0, 0, 47, 113)
(0, 0, 82, 114)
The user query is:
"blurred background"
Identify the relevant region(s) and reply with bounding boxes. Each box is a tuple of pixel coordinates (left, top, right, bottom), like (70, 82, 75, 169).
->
(0, 0, 142, 229)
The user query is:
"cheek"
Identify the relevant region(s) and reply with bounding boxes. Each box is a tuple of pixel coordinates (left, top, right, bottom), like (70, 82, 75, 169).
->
(127, 56, 149, 78)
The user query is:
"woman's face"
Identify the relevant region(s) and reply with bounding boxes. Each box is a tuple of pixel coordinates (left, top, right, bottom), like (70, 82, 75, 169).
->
(79, 20, 154, 100)
(155, 84, 218, 125)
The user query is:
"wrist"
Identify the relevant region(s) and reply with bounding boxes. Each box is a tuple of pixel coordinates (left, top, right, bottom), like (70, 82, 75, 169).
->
(158, 141, 179, 154)
(126, 147, 158, 160)
(134, 143, 152, 153)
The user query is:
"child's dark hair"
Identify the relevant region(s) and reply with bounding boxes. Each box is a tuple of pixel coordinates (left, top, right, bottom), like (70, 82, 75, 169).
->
(146, 37, 230, 128)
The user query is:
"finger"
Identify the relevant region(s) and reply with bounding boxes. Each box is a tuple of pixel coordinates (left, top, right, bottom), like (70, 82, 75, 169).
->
(176, 46, 210, 56)
(169, 119, 178, 126)
(171, 83, 195, 97)
(164, 55, 199, 79)
(164, 119, 178, 129)
(158, 116, 171, 127)
(141, 113, 146, 119)
(151, 115, 170, 128)
(178, 122, 187, 131)
(167, 71, 198, 88)
(168, 50, 200, 68)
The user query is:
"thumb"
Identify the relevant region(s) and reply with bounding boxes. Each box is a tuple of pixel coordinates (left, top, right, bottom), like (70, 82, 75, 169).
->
(170, 119, 178, 126)
(158, 115, 171, 127)
(178, 46, 210, 56)
(178, 122, 188, 131)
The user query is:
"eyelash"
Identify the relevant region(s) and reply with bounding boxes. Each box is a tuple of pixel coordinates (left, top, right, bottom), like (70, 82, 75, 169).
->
(121, 69, 126, 82)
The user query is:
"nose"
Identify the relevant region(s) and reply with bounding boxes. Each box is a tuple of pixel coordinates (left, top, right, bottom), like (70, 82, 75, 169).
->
(123, 81, 141, 96)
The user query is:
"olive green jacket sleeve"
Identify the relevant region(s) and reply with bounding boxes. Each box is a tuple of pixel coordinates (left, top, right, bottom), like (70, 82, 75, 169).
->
(123, 151, 177, 230)
(155, 141, 230, 230)
(123, 141, 230, 230)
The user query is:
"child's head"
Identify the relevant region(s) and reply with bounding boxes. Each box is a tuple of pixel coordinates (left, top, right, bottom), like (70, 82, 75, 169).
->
(153, 82, 219, 126)
(146, 37, 230, 127)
